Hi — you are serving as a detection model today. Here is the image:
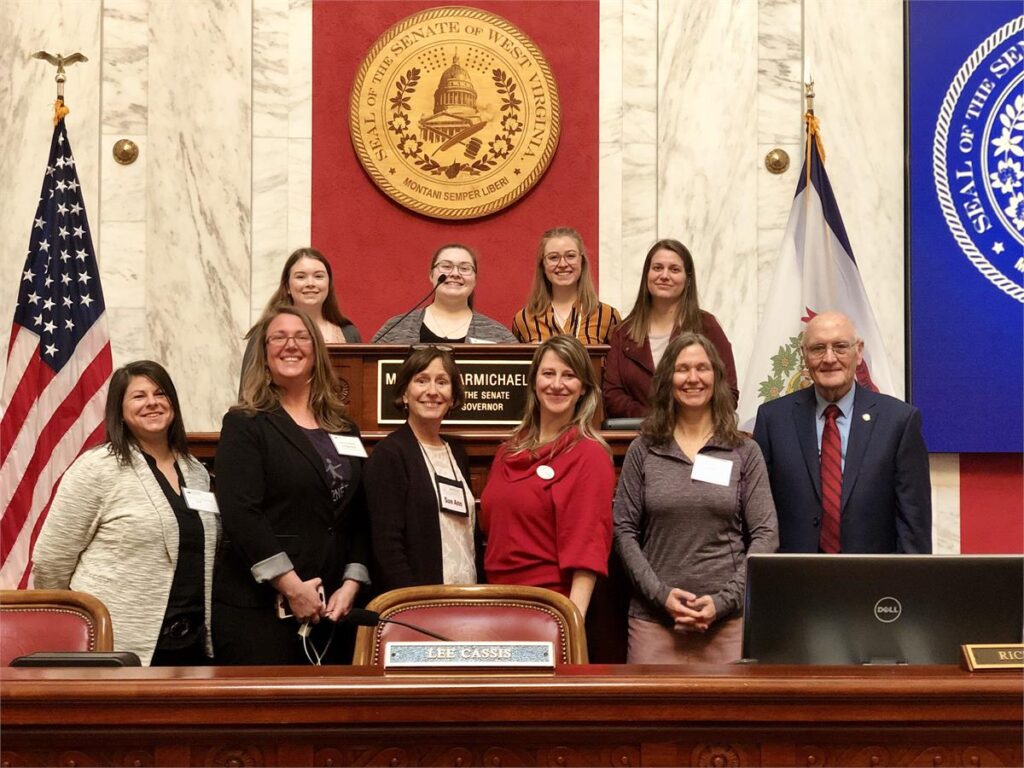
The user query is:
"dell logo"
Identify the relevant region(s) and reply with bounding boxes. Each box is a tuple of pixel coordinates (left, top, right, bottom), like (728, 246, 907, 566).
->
(874, 597, 902, 623)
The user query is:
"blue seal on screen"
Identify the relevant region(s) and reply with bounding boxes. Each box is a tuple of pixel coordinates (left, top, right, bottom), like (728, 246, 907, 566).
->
(933, 14, 1024, 304)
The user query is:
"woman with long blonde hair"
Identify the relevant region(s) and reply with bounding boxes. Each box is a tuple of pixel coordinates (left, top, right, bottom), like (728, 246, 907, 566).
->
(480, 336, 614, 618)
(215, 306, 369, 665)
(511, 227, 621, 344)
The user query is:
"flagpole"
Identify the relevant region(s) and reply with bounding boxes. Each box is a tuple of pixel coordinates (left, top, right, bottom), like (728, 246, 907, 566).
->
(31, 50, 88, 124)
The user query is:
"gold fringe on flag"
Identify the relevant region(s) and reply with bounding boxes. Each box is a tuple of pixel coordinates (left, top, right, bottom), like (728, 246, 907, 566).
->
(805, 111, 826, 185)
(52, 97, 69, 126)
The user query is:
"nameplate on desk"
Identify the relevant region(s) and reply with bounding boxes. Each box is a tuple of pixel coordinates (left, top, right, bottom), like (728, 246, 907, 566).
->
(384, 641, 555, 669)
(378, 359, 530, 425)
(961, 644, 1024, 671)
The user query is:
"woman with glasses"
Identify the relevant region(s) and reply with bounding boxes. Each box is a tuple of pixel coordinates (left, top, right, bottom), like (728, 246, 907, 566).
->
(511, 227, 621, 345)
(213, 306, 370, 665)
(33, 361, 220, 666)
(614, 333, 777, 663)
(372, 243, 516, 344)
(364, 346, 478, 592)
(239, 247, 359, 393)
(603, 239, 738, 418)
(480, 336, 615, 618)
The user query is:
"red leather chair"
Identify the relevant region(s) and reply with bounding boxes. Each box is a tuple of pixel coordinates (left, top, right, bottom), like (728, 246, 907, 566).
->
(353, 584, 587, 666)
(0, 589, 113, 666)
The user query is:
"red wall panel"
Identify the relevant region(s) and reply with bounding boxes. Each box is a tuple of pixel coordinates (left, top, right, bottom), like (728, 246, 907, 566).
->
(960, 453, 1024, 554)
(312, 0, 600, 338)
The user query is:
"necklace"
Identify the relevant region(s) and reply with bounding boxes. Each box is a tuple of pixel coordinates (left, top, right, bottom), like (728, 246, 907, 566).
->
(551, 303, 577, 334)
(427, 306, 471, 338)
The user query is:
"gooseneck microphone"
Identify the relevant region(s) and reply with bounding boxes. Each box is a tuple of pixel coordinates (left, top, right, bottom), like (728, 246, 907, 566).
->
(375, 274, 447, 342)
(346, 607, 452, 642)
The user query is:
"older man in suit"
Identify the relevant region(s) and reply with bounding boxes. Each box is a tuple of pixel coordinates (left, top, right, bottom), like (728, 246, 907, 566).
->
(753, 312, 931, 553)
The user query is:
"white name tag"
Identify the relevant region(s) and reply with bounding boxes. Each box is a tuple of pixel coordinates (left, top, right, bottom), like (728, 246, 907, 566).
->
(466, 337, 496, 344)
(329, 434, 367, 458)
(182, 488, 219, 514)
(692, 454, 733, 487)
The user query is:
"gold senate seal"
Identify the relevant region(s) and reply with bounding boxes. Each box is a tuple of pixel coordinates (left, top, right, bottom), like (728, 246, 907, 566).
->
(350, 6, 561, 220)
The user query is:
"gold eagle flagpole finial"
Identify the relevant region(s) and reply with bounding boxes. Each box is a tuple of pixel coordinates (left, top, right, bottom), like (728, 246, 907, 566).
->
(31, 50, 88, 125)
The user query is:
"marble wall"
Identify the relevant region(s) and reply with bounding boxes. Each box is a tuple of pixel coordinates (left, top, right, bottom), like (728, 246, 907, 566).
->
(0, 0, 958, 551)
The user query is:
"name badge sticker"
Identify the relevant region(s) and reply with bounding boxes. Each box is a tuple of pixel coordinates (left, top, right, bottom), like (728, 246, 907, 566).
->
(182, 488, 219, 514)
(330, 434, 368, 458)
(692, 454, 733, 487)
(437, 476, 469, 517)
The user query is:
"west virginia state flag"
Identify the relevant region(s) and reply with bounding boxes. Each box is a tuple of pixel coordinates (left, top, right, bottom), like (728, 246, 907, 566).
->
(737, 113, 895, 429)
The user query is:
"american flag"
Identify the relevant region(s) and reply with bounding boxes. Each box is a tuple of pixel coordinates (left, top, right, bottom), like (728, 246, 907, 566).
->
(0, 112, 112, 589)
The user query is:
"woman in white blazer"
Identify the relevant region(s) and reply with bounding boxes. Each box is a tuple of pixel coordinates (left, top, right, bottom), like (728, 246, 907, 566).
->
(33, 361, 221, 666)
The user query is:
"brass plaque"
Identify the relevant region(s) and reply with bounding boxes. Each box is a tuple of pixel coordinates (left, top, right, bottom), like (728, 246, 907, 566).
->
(385, 641, 554, 669)
(378, 358, 530, 426)
(350, 6, 561, 219)
(961, 643, 1024, 671)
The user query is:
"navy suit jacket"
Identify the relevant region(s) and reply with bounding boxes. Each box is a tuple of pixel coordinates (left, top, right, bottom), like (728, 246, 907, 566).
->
(752, 384, 931, 553)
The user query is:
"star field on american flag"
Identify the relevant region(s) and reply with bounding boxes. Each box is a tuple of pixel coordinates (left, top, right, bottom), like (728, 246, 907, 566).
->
(13, 120, 105, 369)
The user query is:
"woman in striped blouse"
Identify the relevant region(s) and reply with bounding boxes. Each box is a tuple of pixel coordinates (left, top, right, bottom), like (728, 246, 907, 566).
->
(511, 227, 621, 345)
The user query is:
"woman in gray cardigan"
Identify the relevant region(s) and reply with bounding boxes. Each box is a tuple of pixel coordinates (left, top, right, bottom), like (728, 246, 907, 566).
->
(613, 333, 778, 664)
(33, 361, 220, 666)
(372, 243, 516, 344)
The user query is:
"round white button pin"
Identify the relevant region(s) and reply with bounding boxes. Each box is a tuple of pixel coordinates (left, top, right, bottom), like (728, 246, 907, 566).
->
(536, 465, 555, 480)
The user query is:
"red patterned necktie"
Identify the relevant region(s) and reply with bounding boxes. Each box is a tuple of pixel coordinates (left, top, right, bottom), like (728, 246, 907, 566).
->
(819, 404, 842, 553)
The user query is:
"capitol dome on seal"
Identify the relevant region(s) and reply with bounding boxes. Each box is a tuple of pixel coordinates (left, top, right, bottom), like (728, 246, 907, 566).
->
(420, 52, 483, 143)
(433, 54, 478, 115)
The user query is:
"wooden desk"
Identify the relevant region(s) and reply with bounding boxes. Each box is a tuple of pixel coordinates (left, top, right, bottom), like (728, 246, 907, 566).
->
(1, 665, 1020, 766)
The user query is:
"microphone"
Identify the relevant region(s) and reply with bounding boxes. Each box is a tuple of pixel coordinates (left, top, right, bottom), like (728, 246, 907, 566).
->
(345, 607, 452, 642)
(375, 274, 447, 342)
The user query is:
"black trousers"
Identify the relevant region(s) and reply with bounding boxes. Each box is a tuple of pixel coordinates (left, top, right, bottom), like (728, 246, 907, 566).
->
(212, 601, 354, 665)
(150, 635, 209, 667)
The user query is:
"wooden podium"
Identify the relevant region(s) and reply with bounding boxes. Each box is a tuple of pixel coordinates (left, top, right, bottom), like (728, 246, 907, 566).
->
(189, 343, 636, 497)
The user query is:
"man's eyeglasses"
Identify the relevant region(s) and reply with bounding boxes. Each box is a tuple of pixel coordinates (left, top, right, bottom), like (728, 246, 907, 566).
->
(433, 261, 476, 275)
(266, 332, 313, 348)
(544, 252, 581, 266)
(804, 341, 856, 360)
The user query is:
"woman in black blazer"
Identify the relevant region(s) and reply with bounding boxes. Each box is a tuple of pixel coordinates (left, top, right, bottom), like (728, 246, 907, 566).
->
(364, 347, 478, 592)
(213, 306, 370, 665)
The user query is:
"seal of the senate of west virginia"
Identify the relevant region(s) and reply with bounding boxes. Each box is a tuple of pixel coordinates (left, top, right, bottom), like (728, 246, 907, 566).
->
(350, 6, 561, 220)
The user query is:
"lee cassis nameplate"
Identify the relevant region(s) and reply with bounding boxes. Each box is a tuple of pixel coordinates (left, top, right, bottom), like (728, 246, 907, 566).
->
(384, 641, 554, 669)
